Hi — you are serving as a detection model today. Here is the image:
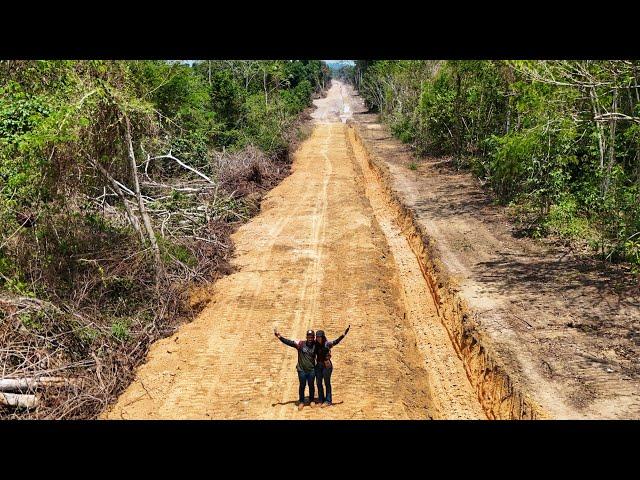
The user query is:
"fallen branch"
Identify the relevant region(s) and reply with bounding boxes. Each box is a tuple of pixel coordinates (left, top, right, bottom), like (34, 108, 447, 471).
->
(0, 215, 34, 250)
(0, 392, 39, 409)
(0, 377, 66, 392)
(0, 295, 63, 315)
(149, 153, 215, 184)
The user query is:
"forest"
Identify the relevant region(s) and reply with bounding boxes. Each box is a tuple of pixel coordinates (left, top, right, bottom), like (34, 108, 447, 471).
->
(0, 60, 330, 417)
(347, 60, 640, 268)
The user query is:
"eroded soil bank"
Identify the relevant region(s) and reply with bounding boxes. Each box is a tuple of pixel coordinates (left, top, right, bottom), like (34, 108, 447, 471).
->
(352, 111, 640, 420)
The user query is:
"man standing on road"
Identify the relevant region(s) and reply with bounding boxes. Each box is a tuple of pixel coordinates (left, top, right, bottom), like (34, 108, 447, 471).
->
(274, 328, 317, 411)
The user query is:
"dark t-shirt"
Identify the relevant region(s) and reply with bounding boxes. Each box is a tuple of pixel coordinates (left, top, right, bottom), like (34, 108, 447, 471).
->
(279, 337, 316, 372)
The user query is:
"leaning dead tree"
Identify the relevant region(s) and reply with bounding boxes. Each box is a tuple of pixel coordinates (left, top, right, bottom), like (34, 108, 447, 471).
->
(83, 111, 225, 283)
(81, 111, 248, 287)
(123, 114, 163, 283)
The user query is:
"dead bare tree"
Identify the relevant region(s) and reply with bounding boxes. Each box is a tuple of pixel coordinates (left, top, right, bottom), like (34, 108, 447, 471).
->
(123, 114, 163, 282)
(88, 157, 146, 245)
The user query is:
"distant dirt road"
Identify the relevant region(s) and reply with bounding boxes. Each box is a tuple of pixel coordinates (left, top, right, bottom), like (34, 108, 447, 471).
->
(102, 81, 485, 420)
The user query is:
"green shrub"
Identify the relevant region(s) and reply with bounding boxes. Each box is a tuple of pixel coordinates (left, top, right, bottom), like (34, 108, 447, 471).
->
(19, 311, 44, 331)
(110, 319, 130, 341)
(544, 196, 594, 240)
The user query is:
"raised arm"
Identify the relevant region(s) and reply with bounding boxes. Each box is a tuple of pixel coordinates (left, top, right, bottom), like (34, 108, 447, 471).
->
(274, 329, 299, 349)
(328, 325, 350, 347)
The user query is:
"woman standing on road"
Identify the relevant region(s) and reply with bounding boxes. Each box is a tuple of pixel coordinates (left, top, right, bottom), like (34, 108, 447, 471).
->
(315, 325, 350, 408)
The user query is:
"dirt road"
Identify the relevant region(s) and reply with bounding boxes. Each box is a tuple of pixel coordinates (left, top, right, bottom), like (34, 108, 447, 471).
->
(103, 81, 486, 420)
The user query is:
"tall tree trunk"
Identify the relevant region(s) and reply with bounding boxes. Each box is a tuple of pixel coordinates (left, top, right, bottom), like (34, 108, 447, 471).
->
(603, 88, 618, 196)
(506, 94, 511, 134)
(589, 86, 606, 171)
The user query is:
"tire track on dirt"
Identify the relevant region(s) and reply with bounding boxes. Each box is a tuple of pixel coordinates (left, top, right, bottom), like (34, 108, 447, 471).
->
(347, 127, 486, 419)
(273, 124, 333, 418)
(102, 81, 485, 420)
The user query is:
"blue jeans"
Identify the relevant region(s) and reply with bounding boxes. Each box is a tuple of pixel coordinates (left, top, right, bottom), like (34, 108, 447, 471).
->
(297, 369, 315, 404)
(315, 364, 334, 403)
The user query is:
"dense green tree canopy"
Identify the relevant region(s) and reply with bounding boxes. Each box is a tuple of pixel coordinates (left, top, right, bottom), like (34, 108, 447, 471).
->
(351, 60, 640, 266)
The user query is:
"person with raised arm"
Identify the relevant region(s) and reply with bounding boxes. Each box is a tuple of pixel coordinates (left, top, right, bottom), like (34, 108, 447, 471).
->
(274, 328, 318, 411)
(314, 325, 350, 408)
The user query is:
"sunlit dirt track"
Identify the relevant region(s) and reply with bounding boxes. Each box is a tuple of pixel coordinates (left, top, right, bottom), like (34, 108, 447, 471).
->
(102, 81, 485, 420)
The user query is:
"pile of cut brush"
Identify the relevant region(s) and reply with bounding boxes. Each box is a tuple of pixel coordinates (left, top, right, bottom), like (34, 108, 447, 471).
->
(0, 143, 292, 419)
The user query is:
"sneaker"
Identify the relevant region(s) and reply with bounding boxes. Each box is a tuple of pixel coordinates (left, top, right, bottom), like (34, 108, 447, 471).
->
(321, 401, 331, 408)
(297, 403, 305, 411)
